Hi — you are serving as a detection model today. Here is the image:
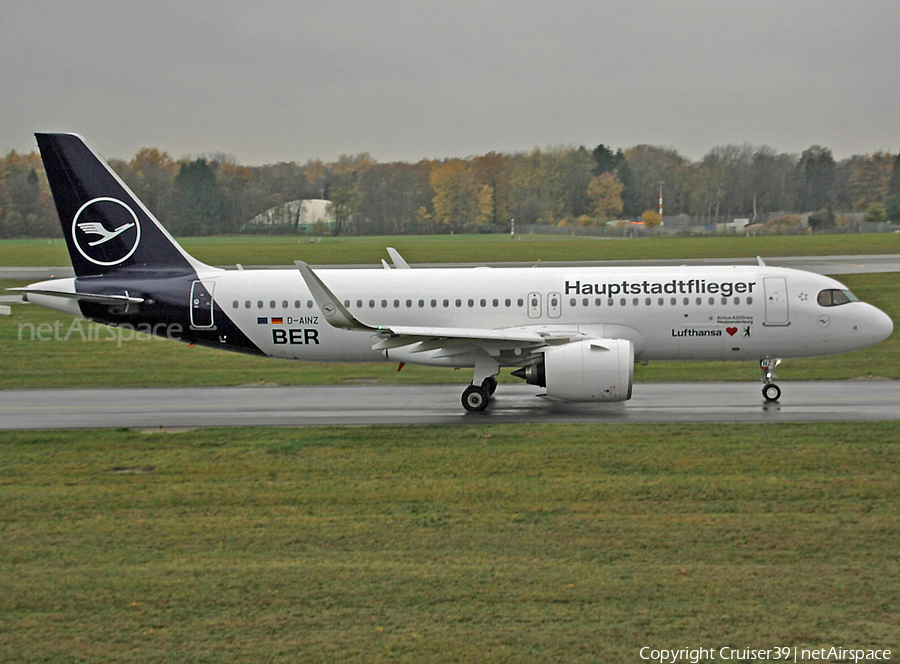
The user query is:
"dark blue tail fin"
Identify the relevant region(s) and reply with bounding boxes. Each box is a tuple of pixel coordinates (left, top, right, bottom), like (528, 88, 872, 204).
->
(36, 133, 205, 278)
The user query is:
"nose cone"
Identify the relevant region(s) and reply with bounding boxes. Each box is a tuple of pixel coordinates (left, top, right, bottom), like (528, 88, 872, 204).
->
(871, 306, 894, 344)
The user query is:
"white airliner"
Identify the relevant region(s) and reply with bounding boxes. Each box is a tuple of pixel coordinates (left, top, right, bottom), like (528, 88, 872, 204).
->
(15, 134, 894, 411)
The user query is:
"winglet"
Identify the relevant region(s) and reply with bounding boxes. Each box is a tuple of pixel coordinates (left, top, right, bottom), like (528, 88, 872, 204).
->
(295, 261, 375, 332)
(386, 247, 411, 269)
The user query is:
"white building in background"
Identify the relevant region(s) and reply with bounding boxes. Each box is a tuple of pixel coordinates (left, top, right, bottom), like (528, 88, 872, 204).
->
(247, 199, 335, 232)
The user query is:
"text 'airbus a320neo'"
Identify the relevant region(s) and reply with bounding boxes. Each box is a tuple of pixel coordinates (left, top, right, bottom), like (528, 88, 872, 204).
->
(15, 134, 894, 411)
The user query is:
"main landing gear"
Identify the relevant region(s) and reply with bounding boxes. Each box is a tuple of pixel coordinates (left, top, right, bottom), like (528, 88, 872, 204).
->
(462, 376, 498, 413)
(760, 359, 781, 402)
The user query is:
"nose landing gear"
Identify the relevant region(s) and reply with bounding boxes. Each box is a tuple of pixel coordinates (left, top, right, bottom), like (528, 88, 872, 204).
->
(760, 359, 781, 402)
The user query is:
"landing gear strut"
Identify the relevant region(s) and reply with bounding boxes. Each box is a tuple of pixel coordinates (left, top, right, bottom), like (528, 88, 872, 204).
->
(760, 359, 781, 402)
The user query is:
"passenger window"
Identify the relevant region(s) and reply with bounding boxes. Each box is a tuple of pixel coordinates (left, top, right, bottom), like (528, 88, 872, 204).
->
(468, 299, 474, 307)
(418, 299, 425, 308)
(670, 298, 676, 306)
(369, 300, 375, 308)
(657, 298, 663, 306)
(505, 299, 511, 307)
(443, 299, 450, 307)
(595, 298, 602, 306)
(394, 300, 400, 308)
(480, 299, 486, 307)
(492, 299, 499, 307)
(620, 298, 627, 306)
(456, 299, 462, 307)
(294, 300, 301, 308)
(381, 300, 388, 308)
(257, 301, 263, 308)
(269, 300, 276, 308)
(570, 298, 577, 306)
(431, 299, 437, 307)
(307, 300, 313, 309)
(232, 300, 239, 309)
(517, 298, 524, 307)
(282, 300, 288, 308)
(343, 300, 349, 307)
(406, 299, 412, 308)
(645, 298, 651, 306)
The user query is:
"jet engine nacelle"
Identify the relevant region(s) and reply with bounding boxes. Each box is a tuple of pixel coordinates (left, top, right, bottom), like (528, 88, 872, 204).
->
(515, 338, 634, 402)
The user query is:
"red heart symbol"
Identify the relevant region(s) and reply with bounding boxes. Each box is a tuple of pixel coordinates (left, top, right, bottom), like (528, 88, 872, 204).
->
(726, 327, 738, 336)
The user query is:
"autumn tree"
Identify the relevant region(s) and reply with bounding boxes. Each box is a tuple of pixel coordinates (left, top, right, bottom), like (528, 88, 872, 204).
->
(844, 152, 893, 211)
(430, 159, 486, 233)
(472, 152, 513, 228)
(588, 172, 624, 219)
(0, 150, 55, 237)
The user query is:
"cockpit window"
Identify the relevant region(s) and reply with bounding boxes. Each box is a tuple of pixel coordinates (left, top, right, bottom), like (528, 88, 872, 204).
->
(817, 289, 859, 307)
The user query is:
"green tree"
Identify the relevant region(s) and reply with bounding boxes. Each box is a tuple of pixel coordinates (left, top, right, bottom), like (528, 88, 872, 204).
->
(885, 195, 900, 222)
(325, 175, 358, 236)
(863, 202, 887, 223)
(171, 159, 226, 235)
(591, 144, 620, 176)
(797, 145, 835, 211)
(888, 153, 900, 199)
(623, 145, 690, 217)
(357, 163, 431, 234)
(808, 207, 836, 232)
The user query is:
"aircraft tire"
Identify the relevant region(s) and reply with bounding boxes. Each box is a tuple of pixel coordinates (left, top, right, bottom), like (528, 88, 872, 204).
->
(462, 385, 490, 412)
(762, 383, 781, 402)
(482, 376, 498, 397)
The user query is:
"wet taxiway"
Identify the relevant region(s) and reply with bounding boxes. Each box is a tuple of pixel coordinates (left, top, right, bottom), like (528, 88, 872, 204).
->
(2, 381, 898, 429)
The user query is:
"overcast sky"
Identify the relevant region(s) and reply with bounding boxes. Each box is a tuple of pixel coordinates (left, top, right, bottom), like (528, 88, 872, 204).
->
(2, 0, 898, 165)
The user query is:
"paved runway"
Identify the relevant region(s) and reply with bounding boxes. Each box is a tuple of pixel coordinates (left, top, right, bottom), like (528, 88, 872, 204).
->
(3, 254, 900, 282)
(2, 381, 898, 429)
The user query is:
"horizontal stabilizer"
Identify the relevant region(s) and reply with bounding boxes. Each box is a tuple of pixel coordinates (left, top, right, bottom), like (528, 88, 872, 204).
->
(11, 287, 144, 305)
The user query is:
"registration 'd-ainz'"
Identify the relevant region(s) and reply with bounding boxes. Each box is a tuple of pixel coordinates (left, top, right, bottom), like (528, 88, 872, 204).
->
(16, 134, 894, 411)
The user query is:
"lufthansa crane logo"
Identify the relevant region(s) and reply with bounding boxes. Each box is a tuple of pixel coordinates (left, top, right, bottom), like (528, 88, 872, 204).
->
(71, 197, 141, 266)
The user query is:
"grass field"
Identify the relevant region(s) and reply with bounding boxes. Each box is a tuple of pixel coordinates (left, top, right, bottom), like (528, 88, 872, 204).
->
(2, 271, 898, 389)
(2, 232, 900, 267)
(1, 423, 897, 661)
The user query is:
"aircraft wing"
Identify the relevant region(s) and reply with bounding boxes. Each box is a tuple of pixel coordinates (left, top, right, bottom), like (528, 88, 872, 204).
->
(295, 261, 566, 354)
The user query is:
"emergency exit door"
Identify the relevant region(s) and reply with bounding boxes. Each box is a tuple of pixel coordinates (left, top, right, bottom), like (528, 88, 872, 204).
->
(190, 280, 215, 328)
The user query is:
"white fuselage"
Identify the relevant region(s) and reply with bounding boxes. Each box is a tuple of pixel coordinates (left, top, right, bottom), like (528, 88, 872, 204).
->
(191, 264, 892, 368)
